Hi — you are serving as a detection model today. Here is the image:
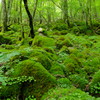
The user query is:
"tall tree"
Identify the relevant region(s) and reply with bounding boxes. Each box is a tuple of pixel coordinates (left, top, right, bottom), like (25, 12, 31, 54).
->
(33, 0, 38, 20)
(2, 0, 7, 32)
(23, 0, 35, 38)
(62, 0, 70, 26)
(7, 0, 13, 24)
(20, 0, 24, 38)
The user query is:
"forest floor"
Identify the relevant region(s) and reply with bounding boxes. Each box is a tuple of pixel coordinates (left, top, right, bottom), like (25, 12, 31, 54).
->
(0, 24, 100, 100)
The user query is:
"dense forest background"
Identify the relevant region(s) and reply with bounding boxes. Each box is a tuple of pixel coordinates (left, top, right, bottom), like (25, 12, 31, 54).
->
(0, 0, 100, 100)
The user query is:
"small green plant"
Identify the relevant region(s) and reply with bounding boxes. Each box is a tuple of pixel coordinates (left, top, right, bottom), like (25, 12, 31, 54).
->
(1, 76, 35, 86)
(90, 70, 100, 96)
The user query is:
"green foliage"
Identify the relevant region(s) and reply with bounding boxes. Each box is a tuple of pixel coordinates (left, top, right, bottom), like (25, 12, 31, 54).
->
(0, 50, 20, 63)
(41, 87, 96, 100)
(56, 35, 73, 49)
(69, 74, 88, 90)
(50, 62, 65, 77)
(29, 48, 53, 70)
(0, 75, 35, 99)
(52, 23, 68, 31)
(10, 24, 21, 32)
(0, 35, 12, 45)
(1, 76, 35, 86)
(13, 59, 56, 99)
(32, 36, 55, 48)
(57, 78, 72, 88)
(53, 30, 68, 35)
(90, 70, 100, 96)
(0, 25, 100, 99)
(71, 25, 92, 35)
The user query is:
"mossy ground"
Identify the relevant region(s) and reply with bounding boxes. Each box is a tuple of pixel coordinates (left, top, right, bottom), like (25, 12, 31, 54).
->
(0, 24, 100, 100)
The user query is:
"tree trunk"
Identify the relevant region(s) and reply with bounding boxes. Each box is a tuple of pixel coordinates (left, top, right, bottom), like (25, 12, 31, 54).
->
(78, 0, 85, 21)
(7, 0, 13, 24)
(2, 0, 7, 32)
(33, 0, 38, 20)
(23, 0, 35, 38)
(20, 0, 24, 39)
(63, 0, 70, 27)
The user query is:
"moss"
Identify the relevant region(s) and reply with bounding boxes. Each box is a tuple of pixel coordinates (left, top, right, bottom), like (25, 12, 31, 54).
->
(50, 62, 65, 78)
(52, 23, 68, 31)
(67, 47, 78, 54)
(19, 37, 33, 46)
(64, 63, 76, 75)
(90, 70, 100, 96)
(1, 44, 15, 50)
(30, 49, 53, 70)
(0, 85, 20, 99)
(13, 60, 56, 99)
(0, 35, 12, 45)
(32, 36, 55, 48)
(57, 78, 72, 88)
(59, 46, 69, 53)
(41, 87, 96, 100)
(43, 47, 55, 54)
(56, 35, 73, 49)
(69, 74, 88, 90)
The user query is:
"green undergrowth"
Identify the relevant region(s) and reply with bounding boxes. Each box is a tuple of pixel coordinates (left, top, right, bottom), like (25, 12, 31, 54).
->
(41, 87, 98, 100)
(0, 29, 100, 100)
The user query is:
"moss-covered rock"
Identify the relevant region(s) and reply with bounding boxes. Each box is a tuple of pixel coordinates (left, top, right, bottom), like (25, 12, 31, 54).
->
(0, 35, 12, 45)
(13, 59, 56, 99)
(32, 36, 55, 48)
(30, 48, 53, 70)
(69, 74, 88, 90)
(0, 85, 20, 99)
(57, 78, 72, 88)
(50, 62, 65, 78)
(41, 87, 96, 100)
(56, 35, 73, 49)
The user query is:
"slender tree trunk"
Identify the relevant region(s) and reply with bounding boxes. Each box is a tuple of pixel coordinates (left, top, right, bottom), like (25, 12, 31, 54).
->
(39, 11, 42, 24)
(23, 0, 35, 38)
(63, 0, 70, 27)
(93, 0, 98, 20)
(2, 0, 7, 32)
(86, 0, 89, 26)
(33, 0, 38, 20)
(20, 0, 24, 38)
(7, 0, 13, 24)
(78, 0, 85, 21)
(89, 0, 92, 27)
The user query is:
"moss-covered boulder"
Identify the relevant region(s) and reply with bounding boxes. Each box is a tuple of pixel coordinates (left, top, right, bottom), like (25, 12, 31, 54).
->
(41, 87, 96, 100)
(56, 35, 73, 49)
(0, 85, 20, 99)
(50, 62, 65, 78)
(69, 74, 88, 90)
(13, 59, 56, 99)
(32, 36, 55, 48)
(30, 48, 53, 70)
(0, 35, 12, 45)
